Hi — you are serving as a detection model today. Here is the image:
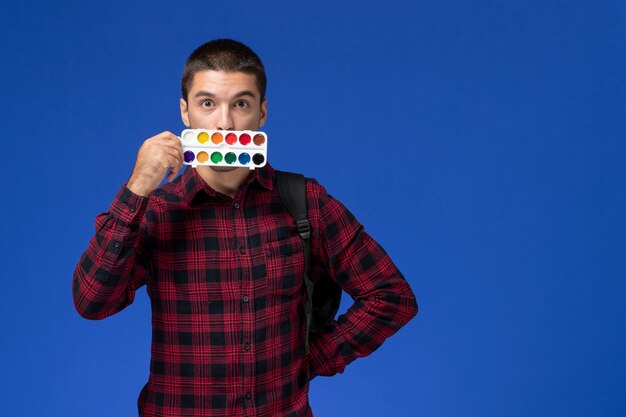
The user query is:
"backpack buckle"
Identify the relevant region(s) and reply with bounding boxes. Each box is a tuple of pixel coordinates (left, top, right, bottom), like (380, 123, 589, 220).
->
(296, 219, 311, 239)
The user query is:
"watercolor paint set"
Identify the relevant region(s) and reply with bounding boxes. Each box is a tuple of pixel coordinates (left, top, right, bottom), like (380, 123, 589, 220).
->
(179, 129, 267, 169)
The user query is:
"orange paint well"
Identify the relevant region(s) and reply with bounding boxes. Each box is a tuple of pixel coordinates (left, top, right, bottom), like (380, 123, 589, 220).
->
(211, 132, 223, 144)
(197, 151, 209, 163)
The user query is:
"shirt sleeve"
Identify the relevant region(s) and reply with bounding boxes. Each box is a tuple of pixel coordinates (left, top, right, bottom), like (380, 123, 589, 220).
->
(72, 185, 152, 320)
(307, 183, 418, 377)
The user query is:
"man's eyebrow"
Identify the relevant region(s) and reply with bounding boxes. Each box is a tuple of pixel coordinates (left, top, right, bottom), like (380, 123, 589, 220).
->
(194, 90, 215, 99)
(193, 90, 257, 99)
(232, 90, 257, 99)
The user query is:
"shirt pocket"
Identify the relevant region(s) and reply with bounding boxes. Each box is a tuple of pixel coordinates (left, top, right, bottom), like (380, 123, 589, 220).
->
(263, 235, 305, 297)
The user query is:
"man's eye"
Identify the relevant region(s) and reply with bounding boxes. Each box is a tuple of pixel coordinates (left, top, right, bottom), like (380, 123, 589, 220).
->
(234, 100, 249, 108)
(201, 100, 214, 108)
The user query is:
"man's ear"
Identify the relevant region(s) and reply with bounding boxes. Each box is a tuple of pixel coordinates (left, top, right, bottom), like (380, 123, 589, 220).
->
(259, 98, 268, 128)
(180, 98, 190, 127)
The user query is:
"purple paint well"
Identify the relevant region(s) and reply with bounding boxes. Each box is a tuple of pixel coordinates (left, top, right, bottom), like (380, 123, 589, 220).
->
(184, 151, 195, 163)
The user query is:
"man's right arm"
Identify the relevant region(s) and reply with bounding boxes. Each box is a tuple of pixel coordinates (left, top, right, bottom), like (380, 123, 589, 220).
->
(72, 131, 184, 319)
(72, 187, 151, 319)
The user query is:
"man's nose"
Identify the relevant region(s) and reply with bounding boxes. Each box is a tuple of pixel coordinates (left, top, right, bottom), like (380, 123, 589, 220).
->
(216, 105, 234, 130)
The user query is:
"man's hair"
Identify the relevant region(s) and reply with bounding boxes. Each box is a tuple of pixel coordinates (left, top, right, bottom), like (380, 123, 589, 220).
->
(181, 39, 266, 102)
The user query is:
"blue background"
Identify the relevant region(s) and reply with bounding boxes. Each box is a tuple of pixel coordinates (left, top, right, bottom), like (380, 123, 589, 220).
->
(1, 1, 625, 416)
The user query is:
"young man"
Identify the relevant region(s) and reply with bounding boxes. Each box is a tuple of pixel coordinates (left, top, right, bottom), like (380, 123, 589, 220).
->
(73, 39, 417, 417)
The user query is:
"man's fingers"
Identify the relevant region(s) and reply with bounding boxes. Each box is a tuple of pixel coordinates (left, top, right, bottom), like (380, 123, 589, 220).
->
(157, 133, 184, 161)
(162, 146, 183, 167)
(167, 164, 182, 182)
(154, 131, 179, 141)
(163, 142, 184, 163)
(163, 152, 183, 182)
(129, 131, 185, 196)
(166, 158, 183, 182)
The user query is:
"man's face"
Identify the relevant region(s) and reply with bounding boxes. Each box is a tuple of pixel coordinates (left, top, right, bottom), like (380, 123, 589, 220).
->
(180, 70, 267, 132)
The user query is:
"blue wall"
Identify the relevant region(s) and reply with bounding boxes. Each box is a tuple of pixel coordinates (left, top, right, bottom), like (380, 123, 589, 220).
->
(1, 1, 625, 416)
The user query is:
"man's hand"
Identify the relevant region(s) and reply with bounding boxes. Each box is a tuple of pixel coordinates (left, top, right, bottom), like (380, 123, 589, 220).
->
(126, 131, 184, 197)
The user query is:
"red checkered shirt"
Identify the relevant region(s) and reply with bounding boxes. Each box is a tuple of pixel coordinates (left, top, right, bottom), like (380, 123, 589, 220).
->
(73, 163, 417, 417)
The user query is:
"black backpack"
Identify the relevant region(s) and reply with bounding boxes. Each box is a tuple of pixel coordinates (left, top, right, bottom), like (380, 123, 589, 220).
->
(276, 171, 343, 354)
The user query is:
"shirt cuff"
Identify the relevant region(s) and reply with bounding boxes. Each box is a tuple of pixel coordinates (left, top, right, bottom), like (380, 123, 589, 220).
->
(308, 325, 349, 377)
(108, 184, 149, 224)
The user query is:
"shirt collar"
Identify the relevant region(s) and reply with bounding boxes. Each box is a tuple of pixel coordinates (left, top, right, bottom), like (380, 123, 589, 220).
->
(180, 163, 275, 205)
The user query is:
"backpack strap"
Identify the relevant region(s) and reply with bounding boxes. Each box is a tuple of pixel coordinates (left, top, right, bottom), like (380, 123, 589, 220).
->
(275, 170, 314, 354)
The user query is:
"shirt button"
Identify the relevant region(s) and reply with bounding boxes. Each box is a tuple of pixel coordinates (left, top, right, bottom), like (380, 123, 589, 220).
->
(239, 247, 246, 254)
(234, 203, 240, 209)
(243, 295, 250, 303)
(129, 205, 136, 212)
(244, 343, 250, 351)
(245, 392, 252, 400)
(114, 242, 121, 248)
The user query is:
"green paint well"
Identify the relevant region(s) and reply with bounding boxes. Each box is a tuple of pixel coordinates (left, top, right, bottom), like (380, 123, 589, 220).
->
(211, 152, 223, 163)
(225, 152, 237, 164)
